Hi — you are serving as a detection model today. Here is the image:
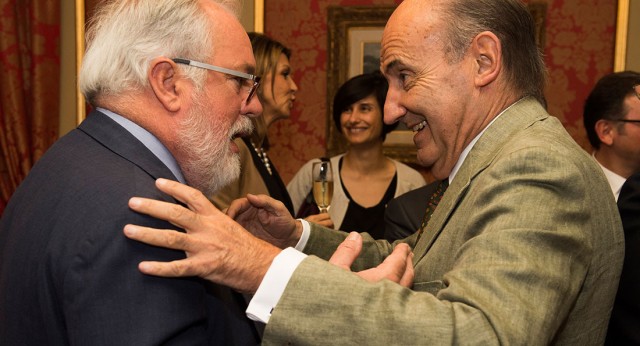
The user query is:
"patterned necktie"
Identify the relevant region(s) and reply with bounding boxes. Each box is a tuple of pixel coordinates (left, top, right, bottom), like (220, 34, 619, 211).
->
(416, 179, 449, 241)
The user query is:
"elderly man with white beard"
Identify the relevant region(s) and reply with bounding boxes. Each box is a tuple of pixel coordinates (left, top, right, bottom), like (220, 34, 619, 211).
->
(0, 0, 264, 344)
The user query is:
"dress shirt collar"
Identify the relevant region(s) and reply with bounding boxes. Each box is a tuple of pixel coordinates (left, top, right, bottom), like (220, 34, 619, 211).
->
(593, 155, 626, 201)
(449, 98, 524, 183)
(96, 107, 186, 184)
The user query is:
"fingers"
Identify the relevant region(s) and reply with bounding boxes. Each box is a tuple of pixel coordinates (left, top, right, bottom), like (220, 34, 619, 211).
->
(315, 219, 334, 228)
(355, 243, 414, 285)
(225, 197, 252, 218)
(138, 259, 196, 278)
(387, 243, 412, 261)
(124, 224, 190, 251)
(329, 232, 362, 270)
(395, 244, 414, 287)
(398, 258, 414, 287)
(247, 194, 289, 216)
(128, 179, 223, 230)
(128, 196, 197, 230)
(154, 178, 220, 216)
(381, 243, 414, 285)
(304, 213, 334, 228)
(245, 193, 270, 207)
(226, 194, 283, 219)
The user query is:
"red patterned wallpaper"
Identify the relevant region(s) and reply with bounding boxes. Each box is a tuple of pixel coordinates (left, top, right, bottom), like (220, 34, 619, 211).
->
(264, 0, 617, 183)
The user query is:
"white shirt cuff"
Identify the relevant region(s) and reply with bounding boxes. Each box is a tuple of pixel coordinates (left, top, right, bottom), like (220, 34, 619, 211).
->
(246, 247, 307, 323)
(295, 219, 310, 250)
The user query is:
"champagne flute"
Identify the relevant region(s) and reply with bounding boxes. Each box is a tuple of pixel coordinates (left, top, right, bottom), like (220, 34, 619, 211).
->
(312, 161, 334, 213)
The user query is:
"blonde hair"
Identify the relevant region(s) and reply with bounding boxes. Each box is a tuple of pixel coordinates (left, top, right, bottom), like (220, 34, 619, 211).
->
(247, 32, 292, 148)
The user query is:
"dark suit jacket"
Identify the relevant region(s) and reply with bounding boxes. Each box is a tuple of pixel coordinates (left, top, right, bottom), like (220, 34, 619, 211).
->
(0, 111, 258, 345)
(383, 181, 439, 242)
(606, 172, 640, 345)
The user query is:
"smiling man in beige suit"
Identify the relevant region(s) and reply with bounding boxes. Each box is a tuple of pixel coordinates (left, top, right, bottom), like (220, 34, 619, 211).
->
(123, 0, 624, 344)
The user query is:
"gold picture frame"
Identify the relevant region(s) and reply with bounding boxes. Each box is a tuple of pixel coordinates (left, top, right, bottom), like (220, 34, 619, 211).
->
(74, 0, 87, 125)
(614, 0, 640, 72)
(74, 0, 264, 124)
(326, 4, 547, 165)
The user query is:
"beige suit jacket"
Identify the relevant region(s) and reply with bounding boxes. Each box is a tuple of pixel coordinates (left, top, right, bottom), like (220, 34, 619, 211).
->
(263, 98, 624, 345)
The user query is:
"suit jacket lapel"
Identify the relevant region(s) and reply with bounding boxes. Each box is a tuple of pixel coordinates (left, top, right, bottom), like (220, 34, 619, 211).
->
(413, 97, 549, 262)
(78, 110, 179, 182)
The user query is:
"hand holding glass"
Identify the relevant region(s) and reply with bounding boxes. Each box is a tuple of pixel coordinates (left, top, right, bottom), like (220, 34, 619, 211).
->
(312, 161, 334, 213)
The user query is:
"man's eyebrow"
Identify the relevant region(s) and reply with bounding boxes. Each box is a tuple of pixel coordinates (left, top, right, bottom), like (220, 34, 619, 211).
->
(383, 59, 400, 74)
(236, 63, 256, 75)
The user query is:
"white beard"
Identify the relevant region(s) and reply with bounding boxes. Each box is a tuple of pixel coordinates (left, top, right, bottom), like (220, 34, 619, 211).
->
(176, 98, 253, 196)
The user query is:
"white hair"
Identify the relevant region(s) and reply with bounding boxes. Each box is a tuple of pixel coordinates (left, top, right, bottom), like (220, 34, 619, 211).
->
(79, 0, 241, 105)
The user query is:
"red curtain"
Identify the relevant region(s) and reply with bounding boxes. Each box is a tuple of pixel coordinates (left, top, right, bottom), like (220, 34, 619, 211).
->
(0, 0, 60, 215)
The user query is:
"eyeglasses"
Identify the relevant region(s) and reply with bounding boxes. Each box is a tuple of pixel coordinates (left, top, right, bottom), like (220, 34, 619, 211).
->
(613, 85, 640, 124)
(616, 119, 640, 124)
(172, 58, 261, 104)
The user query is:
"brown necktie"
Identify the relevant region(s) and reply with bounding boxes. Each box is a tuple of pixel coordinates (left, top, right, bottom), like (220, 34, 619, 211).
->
(416, 179, 449, 241)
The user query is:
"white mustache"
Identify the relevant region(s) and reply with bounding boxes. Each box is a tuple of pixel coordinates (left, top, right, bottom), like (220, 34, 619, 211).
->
(230, 115, 254, 138)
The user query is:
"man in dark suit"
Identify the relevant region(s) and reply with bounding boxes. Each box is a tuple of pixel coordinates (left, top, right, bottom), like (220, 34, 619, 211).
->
(383, 181, 439, 242)
(0, 0, 264, 344)
(583, 72, 640, 200)
(384, 181, 438, 243)
(606, 172, 640, 345)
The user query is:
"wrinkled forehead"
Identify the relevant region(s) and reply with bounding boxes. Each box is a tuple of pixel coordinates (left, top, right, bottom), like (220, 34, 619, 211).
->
(381, 1, 442, 68)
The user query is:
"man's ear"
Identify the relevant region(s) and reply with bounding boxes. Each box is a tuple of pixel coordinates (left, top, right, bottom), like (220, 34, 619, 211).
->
(148, 58, 182, 112)
(595, 119, 615, 146)
(470, 31, 501, 87)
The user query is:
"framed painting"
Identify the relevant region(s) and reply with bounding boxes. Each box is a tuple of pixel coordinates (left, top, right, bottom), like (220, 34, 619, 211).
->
(74, 0, 264, 124)
(239, 0, 264, 34)
(326, 4, 548, 164)
(614, 0, 640, 72)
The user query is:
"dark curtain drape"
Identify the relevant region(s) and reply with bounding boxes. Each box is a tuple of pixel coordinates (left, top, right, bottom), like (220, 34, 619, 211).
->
(0, 0, 61, 215)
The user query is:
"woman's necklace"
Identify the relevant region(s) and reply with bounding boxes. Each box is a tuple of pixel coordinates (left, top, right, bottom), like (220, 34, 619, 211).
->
(250, 142, 272, 175)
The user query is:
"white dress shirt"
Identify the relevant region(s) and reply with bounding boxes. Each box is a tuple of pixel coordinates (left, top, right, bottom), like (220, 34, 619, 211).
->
(593, 156, 626, 201)
(97, 107, 186, 184)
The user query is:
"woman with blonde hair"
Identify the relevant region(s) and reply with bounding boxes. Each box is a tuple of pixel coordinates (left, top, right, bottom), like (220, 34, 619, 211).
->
(211, 33, 332, 226)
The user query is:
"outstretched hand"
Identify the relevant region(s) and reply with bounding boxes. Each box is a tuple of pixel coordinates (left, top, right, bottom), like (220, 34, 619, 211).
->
(123, 179, 280, 293)
(226, 194, 303, 249)
(329, 232, 414, 287)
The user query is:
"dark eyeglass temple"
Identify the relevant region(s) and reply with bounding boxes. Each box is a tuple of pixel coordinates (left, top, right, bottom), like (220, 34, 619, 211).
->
(172, 58, 189, 65)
